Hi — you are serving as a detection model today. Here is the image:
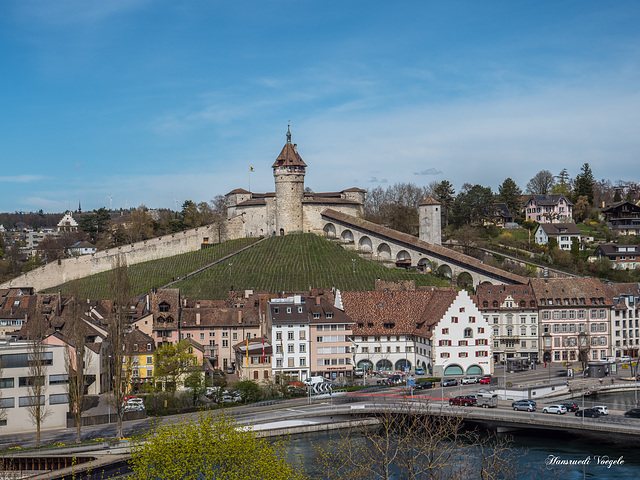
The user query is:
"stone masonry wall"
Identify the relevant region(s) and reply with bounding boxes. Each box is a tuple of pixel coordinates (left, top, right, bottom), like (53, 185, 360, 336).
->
(1, 224, 221, 292)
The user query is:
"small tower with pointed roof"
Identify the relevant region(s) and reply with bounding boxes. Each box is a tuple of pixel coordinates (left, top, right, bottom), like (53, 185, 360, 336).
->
(418, 197, 442, 245)
(272, 125, 307, 234)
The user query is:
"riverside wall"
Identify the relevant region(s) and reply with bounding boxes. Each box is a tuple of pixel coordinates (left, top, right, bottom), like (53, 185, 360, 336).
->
(1, 224, 221, 292)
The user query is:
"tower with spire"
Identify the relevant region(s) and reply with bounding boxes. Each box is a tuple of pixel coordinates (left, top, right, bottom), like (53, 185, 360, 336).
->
(272, 125, 307, 234)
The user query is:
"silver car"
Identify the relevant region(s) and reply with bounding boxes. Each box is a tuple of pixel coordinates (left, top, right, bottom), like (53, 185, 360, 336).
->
(542, 404, 567, 415)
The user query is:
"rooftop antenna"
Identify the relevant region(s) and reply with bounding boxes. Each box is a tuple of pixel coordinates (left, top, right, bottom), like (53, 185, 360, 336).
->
(109, 196, 113, 211)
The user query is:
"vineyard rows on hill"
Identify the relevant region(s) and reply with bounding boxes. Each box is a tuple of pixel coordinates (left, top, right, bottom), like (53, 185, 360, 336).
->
(45, 238, 259, 299)
(173, 234, 449, 299)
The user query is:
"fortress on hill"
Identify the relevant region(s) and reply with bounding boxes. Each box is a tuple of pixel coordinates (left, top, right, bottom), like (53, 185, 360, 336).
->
(224, 127, 367, 238)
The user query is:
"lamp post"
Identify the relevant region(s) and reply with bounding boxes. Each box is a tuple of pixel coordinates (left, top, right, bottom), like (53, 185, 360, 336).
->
(504, 358, 507, 401)
(352, 258, 356, 274)
(441, 359, 449, 409)
(107, 354, 111, 424)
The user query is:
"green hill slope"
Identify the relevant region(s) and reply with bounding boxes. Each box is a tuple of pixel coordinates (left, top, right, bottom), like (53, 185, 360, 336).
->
(172, 234, 448, 299)
(45, 237, 259, 299)
(48, 234, 448, 299)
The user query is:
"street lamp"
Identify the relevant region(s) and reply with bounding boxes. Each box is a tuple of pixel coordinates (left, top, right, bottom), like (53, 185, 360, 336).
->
(107, 354, 112, 424)
(352, 258, 356, 274)
(441, 359, 449, 409)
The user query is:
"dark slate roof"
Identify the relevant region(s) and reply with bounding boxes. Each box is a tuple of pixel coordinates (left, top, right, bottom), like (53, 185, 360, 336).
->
(495, 203, 514, 218)
(602, 201, 640, 214)
(321, 209, 527, 284)
(527, 194, 573, 207)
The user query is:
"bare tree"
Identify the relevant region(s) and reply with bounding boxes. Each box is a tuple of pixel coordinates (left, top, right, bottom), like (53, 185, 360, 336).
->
(106, 255, 132, 440)
(66, 281, 90, 443)
(526, 170, 555, 195)
(25, 314, 51, 447)
(313, 402, 521, 480)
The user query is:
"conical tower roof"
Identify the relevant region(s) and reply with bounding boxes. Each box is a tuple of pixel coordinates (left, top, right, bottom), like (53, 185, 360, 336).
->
(272, 126, 307, 168)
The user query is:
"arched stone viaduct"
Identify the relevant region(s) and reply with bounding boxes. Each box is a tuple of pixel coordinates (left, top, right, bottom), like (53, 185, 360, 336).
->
(321, 209, 527, 287)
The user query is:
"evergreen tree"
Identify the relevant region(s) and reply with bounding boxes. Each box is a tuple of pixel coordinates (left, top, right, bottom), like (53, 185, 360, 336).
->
(574, 163, 595, 205)
(498, 178, 523, 218)
(433, 180, 455, 226)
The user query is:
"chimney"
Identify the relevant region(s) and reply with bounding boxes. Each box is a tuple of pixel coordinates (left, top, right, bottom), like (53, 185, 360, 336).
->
(315, 297, 320, 306)
(196, 312, 200, 325)
(238, 310, 242, 324)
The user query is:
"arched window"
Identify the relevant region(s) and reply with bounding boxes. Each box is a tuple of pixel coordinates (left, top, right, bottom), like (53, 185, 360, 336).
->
(483, 301, 488, 308)
(520, 300, 526, 308)
(492, 300, 499, 308)
(464, 328, 473, 338)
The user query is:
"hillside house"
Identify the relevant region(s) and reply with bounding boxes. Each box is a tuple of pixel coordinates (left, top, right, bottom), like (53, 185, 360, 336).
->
(525, 194, 573, 223)
(602, 201, 640, 237)
(593, 244, 640, 270)
(534, 223, 581, 250)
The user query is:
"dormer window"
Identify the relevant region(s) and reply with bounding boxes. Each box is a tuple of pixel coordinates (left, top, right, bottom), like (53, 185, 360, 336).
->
(313, 313, 321, 319)
(287, 307, 292, 314)
(298, 307, 303, 313)
(159, 302, 170, 313)
(326, 312, 333, 319)
(147, 343, 152, 351)
(274, 307, 279, 314)
(133, 344, 138, 351)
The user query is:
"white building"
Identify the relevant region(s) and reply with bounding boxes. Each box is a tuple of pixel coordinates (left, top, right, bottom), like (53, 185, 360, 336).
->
(0, 340, 69, 434)
(268, 295, 311, 382)
(431, 290, 493, 378)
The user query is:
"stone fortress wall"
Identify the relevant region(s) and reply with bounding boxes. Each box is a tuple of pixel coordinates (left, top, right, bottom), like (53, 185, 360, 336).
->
(0, 224, 221, 292)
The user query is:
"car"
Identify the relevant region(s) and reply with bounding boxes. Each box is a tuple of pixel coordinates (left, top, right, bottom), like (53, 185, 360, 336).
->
(226, 367, 235, 374)
(123, 397, 145, 412)
(624, 408, 640, 418)
(593, 405, 609, 415)
(441, 378, 458, 387)
(576, 408, 603, 418)
(377, 378, 391, 385)
(465, 394, 478, 405)
(561, 402, 580, 412)
(449, 395, 474, 406)
(542, 404, 568, 415)
(620, 356, 631, 362)
(462, 376, 477, 385)
(222, 392, 242, 403)
(478, 376, 492, 384)
(388, 375, 403, 384)
(414, 368, 425, 375)
(414, 381, 433, 390)
(512, 399, 537, 412)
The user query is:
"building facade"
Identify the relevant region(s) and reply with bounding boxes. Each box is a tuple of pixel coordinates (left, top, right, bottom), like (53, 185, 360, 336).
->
(525, 194, 573, 223)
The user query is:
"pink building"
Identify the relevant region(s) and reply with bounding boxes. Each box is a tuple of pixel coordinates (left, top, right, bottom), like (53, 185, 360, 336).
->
(525, 194, 573, 224)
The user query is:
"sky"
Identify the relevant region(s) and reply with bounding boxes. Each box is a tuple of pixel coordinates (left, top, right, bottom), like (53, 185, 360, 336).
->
(1, 1, 639, 213)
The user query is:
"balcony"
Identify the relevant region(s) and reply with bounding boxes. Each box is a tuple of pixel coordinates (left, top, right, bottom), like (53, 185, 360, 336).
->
(205, 348, 219, 359)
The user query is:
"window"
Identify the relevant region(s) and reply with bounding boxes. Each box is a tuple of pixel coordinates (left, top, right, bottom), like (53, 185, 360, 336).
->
(19, 396, 44, 407)
(276, 359, 282, 367)
(287, 307, 291, 314)
(222, 340, 228, 347)
(274, 307, 279, 314)
(276, 332, 282, 340)
(451, 317, 458, 323)
(49, 374, 69, 385)
(288, 332, 294, 340)
(464, 328, 472, 338)
(300, 358, 306, 366)
(232, 333, 238, 340)
(442, 328, 449, 335)
(287, 345, 294, 353)
(50, 393, 68, 405)
(0, 398, 15, 409)
(299, 331, 306, 340)
(299, 344, 306, 353)
(0, 378, 14, 389)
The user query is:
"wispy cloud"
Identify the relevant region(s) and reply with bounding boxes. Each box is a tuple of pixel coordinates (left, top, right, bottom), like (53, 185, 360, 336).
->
(414, 168, 442, 176)
(0, 175, 44, 183)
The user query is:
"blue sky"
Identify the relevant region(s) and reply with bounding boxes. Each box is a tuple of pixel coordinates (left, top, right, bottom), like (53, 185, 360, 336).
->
(1, 1, 639, 213)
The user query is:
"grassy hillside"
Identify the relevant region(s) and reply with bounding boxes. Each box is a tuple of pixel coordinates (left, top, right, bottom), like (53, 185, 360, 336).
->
(172, 234, 449, 299)
(45, 237, 259, 299)
(48, 234, 448, 300)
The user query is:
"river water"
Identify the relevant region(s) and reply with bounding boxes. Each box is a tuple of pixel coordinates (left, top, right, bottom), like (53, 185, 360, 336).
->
(283, 391, 640, 479)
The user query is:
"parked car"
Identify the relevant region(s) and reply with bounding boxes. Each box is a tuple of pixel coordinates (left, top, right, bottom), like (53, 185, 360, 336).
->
(222, 391, 242, 403)
(414, 381, 434, 390)
(226, 367, 235, 375)
(542, 404, 568, 415)
(624, 408, 640, 418)
(462, 376, 477, 385)
(441, 378, 458, 387)
(512, 399, 537, 412)
(593, 405, 609, 415)
(389, 375, 403, 384)
(377, 378, 391, 386)
(576, 408, 603, 418)
(449, 395, 475, 406)
(478, 376, 492, 384)
(561, 402, 580, 412)
(414, 368, 425, 375)
(123, 397, 145, 412)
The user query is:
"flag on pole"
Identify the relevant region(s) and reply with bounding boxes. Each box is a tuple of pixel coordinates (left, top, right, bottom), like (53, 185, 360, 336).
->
(262, 336, 265, 363)
(246, 337, 249, 366)
(249, 166, 254, 172)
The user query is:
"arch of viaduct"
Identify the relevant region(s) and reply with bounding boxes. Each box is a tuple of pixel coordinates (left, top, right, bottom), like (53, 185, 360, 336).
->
(320, 209, 526, 287)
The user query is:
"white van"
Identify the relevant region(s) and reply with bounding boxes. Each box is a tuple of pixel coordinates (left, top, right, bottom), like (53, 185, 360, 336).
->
(304, 376, 325, 386)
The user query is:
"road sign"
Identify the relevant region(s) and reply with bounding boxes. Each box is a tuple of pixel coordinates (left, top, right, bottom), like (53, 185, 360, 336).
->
(405, 366, 410, 373)
(407, 379, 415, 386)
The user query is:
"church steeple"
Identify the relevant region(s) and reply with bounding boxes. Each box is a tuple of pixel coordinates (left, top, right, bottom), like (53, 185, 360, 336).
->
(286, 123, 292, 144)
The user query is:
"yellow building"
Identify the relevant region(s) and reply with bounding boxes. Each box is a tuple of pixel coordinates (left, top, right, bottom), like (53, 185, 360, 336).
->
(125, 328, 156, 392)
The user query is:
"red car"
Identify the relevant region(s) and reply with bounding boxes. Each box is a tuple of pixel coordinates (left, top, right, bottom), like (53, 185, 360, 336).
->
(478, 376, 492, 384)
(449, 395, 475, 406)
